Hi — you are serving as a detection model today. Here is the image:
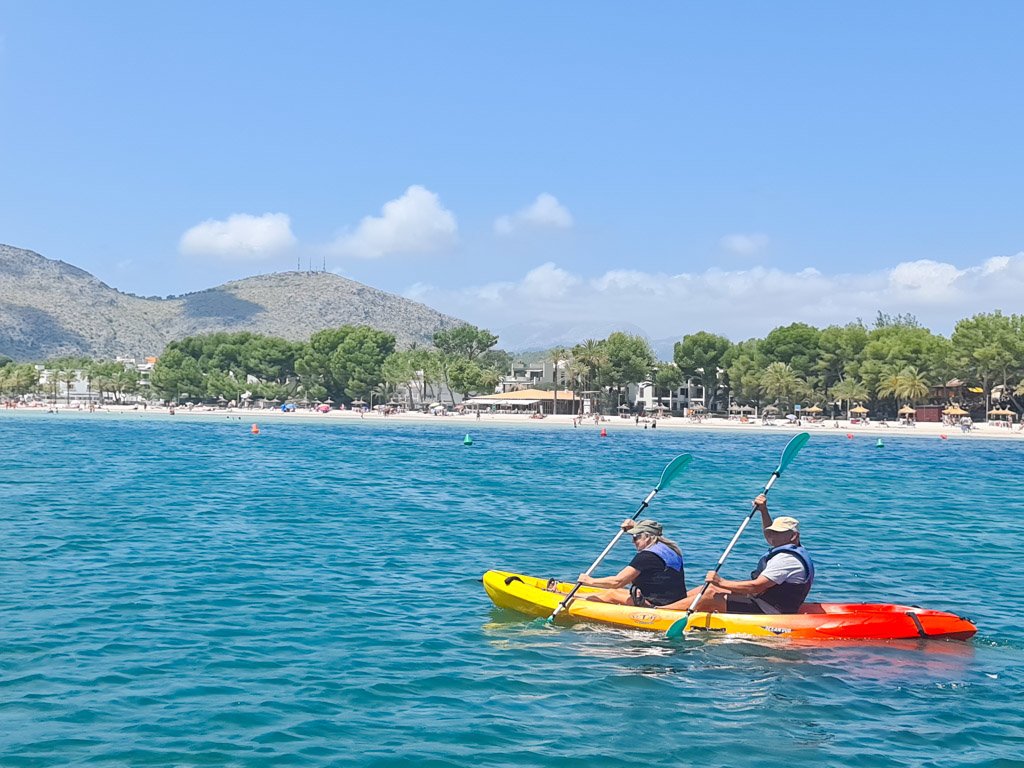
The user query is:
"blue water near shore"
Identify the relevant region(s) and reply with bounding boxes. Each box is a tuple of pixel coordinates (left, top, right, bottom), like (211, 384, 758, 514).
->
(1, 413, 1022, 767)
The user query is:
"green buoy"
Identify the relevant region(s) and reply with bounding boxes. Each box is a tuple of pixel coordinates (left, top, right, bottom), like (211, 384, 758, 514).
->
(876, 438, 884, 448)
(464, 434, 473, 446)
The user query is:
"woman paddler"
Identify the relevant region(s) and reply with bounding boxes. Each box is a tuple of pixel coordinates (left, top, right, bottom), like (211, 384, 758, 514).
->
(576, 519, 686, 607)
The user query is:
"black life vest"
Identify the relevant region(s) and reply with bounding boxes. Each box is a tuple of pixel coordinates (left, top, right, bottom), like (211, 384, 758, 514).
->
(751, 544, 815, 614)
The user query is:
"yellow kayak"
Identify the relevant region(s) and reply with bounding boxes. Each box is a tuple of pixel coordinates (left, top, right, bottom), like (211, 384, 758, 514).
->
(483, 570, 977, 640)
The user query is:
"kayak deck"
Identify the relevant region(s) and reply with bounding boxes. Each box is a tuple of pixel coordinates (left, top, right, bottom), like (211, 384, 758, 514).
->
(483, 570, 977, 641)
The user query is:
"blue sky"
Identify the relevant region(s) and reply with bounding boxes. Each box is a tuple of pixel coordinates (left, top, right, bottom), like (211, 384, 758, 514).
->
(2, 2, 1023, 349)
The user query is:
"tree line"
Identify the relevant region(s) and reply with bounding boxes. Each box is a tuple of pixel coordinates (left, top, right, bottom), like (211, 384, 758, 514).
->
(0, 356, 141, 404)
(2, 310, 1022, 416)
(668, 311, 1024, 416)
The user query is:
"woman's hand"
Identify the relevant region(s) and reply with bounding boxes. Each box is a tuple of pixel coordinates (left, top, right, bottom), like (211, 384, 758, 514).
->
(621, 519, 635, 532)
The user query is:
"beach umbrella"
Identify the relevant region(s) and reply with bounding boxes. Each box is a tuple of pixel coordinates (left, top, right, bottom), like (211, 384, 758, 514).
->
(740, 405, 755, 413)
(617, 403, 631, 410)
(898, 405, 917, 415)
(850, 405, 869, 414)
(323, 398, 334, 404)
(943, 406, 969, 416)
(351, 399, 367, 406)
(689, 404, 706, 412)
(763, 405, 779, 413)
(428, 402, 443, 408)
(804, 405, 823, 414)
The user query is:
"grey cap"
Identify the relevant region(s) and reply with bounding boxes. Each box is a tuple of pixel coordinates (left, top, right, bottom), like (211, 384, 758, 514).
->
(630, 520, 663, 538)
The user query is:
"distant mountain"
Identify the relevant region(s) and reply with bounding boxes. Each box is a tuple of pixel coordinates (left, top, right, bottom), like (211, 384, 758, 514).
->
(0, 244, 465, 361)
(496, 319, 680, 360)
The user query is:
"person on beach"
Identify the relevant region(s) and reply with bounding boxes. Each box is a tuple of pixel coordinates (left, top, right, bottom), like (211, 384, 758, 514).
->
(576, 520, 687, 607)
(663, 494, 814, 614)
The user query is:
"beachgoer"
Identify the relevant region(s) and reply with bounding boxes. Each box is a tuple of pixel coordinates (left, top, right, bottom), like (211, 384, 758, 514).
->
(576, 520, 686, 607)
(663, 494, 813, 614)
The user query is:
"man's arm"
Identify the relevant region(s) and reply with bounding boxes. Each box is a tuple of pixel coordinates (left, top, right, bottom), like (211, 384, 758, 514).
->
(754, 493, 772, 543)
(703, 570, 775, 597)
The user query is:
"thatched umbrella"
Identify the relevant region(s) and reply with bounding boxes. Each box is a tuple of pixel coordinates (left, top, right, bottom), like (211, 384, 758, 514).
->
(898, 405, 917, 416)
(850, 405, 869, 415)
(943, 406, 969, 416)
(988, 407, 1016, 422)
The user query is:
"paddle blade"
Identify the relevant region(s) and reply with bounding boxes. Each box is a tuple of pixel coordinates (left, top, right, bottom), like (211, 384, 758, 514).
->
(776, 432, 810, 476)
(665, 617, 688, 638)
(655, 453, 693, 491)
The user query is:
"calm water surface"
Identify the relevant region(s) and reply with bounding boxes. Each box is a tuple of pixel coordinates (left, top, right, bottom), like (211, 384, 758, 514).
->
(1, 413, 1022, 767)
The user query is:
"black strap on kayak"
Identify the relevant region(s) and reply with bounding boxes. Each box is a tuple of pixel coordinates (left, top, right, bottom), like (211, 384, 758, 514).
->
(504, 575, 525, 586)
(906, 611, 928, 638)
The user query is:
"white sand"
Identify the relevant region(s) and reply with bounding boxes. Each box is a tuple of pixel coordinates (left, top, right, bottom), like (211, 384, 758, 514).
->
(11, 402, 1023, 442)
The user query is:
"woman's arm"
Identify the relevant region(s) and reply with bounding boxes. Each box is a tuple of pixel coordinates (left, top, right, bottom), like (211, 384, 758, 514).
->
(578, 566, 640, 589)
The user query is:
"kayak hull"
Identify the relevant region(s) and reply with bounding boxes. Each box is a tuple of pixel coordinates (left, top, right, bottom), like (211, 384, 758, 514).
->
(482, 570, 977, 641)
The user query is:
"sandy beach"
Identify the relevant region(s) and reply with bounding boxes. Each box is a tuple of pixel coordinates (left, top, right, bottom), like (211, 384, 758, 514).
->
(9, 402, 1023, 442)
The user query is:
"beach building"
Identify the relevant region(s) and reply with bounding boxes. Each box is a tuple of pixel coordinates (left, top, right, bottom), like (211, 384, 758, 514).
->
(495, 360, 553, 394)
(462, 388, 580, 415)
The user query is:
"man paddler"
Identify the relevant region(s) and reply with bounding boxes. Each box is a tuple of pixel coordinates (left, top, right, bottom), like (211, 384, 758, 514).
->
(664, 494, 814, 614)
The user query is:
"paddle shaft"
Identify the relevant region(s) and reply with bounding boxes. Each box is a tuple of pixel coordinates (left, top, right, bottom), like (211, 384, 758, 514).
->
(547, 489, 658, 621)
(683, 472, 781, 618)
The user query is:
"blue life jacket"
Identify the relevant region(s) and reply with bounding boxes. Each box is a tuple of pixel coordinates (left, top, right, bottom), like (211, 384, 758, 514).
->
(647, 541, 684, 572)
(751, 544, 815, 613)
(629, 541, 686, 606)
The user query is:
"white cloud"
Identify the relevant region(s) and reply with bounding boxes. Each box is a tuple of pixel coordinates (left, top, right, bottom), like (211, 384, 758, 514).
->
(179, 213, 296, 260)
(332, 185, 457, 259)
(720, 233, 769, 256)
(521, 262, 579, 298)
(495, 193, 573, 235)
(402, 251, 1024, 349)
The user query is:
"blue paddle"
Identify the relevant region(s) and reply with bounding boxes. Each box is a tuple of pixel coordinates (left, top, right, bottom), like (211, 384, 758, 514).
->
(545, 453, 693, 624)
(665, 432, 809, 639)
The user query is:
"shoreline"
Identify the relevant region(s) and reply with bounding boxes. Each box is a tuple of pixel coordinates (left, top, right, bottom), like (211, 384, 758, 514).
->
(4, 403, 1023, 442)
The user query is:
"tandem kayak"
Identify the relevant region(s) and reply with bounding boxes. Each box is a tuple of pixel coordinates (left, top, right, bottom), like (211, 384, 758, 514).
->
(483, 570, 977, 641)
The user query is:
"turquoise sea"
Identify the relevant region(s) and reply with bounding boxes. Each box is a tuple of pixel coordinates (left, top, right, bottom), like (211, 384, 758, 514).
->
(1, 413, 1022, 767)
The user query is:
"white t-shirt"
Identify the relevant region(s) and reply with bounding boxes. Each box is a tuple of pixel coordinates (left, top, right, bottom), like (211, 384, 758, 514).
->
(760, 553, 809, 585)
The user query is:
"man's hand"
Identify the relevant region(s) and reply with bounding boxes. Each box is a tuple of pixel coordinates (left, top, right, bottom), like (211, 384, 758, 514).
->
(753, 494, 768, 510)
(621, 519, 635, 532)
(704, 571, 722, 585)
(578, 573, 594, 585)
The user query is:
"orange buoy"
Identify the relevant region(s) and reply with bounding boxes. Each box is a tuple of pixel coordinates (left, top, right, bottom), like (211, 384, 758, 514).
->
(600, 428, 608, 437)
(846, 433, 854, 439)
(251, 423, 260, 434)
(940, 434, 948, 440)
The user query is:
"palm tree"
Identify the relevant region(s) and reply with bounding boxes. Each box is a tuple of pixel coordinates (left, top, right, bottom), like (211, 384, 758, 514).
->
(831, 377, 869, 419)
(897, 366, 929, 405)
(761, 362, 804, 410)
(573, 339, 607, 391)
(566, 357, 587, 418)
(876, 367, 904, 412)
(547, 346, 569, 416)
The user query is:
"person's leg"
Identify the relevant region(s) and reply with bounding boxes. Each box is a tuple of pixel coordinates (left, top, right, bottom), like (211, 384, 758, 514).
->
(581, 588, 633, 605)
(659, 584, 729, 612)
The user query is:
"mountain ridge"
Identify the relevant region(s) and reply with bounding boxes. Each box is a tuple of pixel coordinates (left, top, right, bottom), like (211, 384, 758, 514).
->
(0, 244, 465, 361)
